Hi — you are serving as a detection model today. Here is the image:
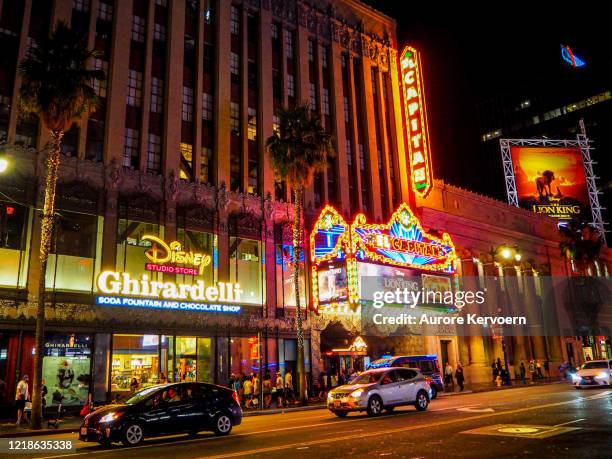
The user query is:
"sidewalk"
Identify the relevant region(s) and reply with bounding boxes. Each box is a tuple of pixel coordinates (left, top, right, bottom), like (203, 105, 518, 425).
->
(0, 378, 567, 438)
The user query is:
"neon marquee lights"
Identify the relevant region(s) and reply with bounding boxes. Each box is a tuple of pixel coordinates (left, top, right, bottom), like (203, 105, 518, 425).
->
(400, 46, 433, 198)
(142, 235, 211, 276)
(310, 204, 456, 312)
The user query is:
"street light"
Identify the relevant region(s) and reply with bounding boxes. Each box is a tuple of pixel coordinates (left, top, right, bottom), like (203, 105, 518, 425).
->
(0, 157, 8, 173)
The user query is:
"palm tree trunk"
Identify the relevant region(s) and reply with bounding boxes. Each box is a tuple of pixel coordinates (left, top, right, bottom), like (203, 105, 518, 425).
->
(293, 185, 307, 404)
(31, 130, 63, 429)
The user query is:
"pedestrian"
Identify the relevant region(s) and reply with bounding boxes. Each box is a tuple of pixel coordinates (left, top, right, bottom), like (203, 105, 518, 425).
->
(455, 363, 465, 391)
(15, 374, 29, 426)
(243, 376, 253, 408)
(252, 373, 260, 408)
(444, 362, 454, 391)
(159, 372, 167, 383)
(263, 373, 272, 408)
(331, 372, 338, 388)
(528, 360, 536, 382)
(275, 371, 284, 407)
(536, 360, 543, 379)
(284, 370, 294, 404)
(492, 362, 498, 383)
(318, 371, 326, 400)
(519, 361, 526, 384)
(129, 377, 139, 393)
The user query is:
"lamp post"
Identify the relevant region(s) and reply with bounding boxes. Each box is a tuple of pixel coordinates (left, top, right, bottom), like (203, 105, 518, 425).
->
(492, 244, 522, 385)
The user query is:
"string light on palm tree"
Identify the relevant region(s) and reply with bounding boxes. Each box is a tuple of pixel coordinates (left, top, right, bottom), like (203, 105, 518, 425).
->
(266, 103, 334, 404)
(18, 22, 104, 429)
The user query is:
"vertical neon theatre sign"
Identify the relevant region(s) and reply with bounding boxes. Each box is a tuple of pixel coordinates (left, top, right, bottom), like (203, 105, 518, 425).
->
(400, 46, 433, 198)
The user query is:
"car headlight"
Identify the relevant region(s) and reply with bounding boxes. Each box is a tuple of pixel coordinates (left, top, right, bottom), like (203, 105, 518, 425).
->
(595, 371, 609, 380)
(327, 392, 334, 401)
(99, 412, 123, 423)
(350, 389, 364, 399)
(570, 373, 581, 381)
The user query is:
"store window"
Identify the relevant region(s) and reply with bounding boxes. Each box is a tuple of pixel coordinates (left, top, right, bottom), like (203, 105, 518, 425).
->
(42, 334, 92, 407)
(0, 202, 31, 288)
(46, 211, 102, 292)
(116, 220, 163, 281)
(175, 228, 215, 285)
(275, 244, 306, 308)
(229, 237, 263, 305)
(230, 336, 260, 379)
(111, 334, 160, 398)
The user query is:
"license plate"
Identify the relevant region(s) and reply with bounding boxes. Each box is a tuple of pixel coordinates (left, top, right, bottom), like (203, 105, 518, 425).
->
(80, 427, 88, 436)
(333, 400, 341, 408)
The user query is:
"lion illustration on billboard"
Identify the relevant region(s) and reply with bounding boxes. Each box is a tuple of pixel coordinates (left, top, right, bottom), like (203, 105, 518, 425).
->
(535, 170, 555, 199)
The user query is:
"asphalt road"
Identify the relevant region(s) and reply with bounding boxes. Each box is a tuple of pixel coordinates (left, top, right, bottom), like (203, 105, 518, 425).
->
(6, 383, 612, 459)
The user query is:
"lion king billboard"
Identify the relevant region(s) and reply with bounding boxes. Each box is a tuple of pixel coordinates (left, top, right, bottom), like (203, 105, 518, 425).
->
(510, 146, 590, 221)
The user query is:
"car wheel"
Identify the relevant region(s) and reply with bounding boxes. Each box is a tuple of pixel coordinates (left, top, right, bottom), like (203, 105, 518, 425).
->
(367, 395, 383, 416)
(213, 413, 233, 436)
(122, 422, 144, 447)
(415, 390, 429, 411)
(333, 411, 348, 417)
(430, 387, 437, 399)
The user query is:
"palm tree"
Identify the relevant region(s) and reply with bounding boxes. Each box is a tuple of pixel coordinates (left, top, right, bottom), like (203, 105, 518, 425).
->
(266, 104, 333, 404)
(559, 218, 603, 274)
(18, 22, 104, 429)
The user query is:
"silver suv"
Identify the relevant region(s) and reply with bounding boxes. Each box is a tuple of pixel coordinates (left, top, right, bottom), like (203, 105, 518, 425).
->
(327, 367, 431, 417)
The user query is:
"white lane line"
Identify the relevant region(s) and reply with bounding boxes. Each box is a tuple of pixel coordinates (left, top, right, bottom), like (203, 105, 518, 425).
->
(553, 418, 586, 427)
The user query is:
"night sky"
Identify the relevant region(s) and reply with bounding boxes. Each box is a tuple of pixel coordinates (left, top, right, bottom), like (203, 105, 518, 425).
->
(363, 2, 612, 219)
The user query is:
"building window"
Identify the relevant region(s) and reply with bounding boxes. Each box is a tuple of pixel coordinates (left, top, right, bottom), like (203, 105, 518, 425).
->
(275, 244, 306, 308)
(287, 74, 295, 98)
(343, 96, 350, 121)
(147, 134, 162, 173)
(179, 143, 193, 180)
(309, 83, 317, 110)
(202, 93, 213, 121)
(272, 115, 280, 133)
(230, 5, 240, 35)
(116, 220, 162, 281)
(322, 88, 330, 116)
(230, 52, 240, 76)
(320, 45, 328, 68)
(229, 238, 263, 305)
(0, 202, 30, 288)
(150, 77, 164, 113)
(126, 70, 143, 107)
(307, 40, 315, 62)
(230, 102, 240, 134)
(131, 16, 146, 43)
(247, 107, 257, 141)
(123, 128, 139, 168)
(346, 139, 352, 167)
(153, 23, 166, 42)
(46, 211, 100, 292)
(91, 59, 108, 97)
(97, 1, 113, 21)
(182, 87, 194, 122)
(200, 147, 212, 184)
(284, 30, 293, 59)
(271, 23, 279, 39)
(358, 143, 365, 171)
(73, 0, 89, 12)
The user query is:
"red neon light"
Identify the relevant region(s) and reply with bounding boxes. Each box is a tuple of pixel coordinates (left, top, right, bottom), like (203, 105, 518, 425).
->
(400, 46, 433, 198)
(6, 206, 14, 216)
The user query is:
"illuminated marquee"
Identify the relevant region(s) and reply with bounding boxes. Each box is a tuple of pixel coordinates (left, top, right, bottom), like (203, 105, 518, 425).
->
(400, 46, 433, 198)
(142, 235, 211, 276)
(310, 204, 456, 312)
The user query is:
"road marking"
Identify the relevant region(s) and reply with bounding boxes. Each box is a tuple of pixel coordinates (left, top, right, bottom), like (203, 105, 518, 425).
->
(462, 424, 581, 439)
(198, 395, 604, 458)
(553, 418, 586, 427)
(456, 407, 494, 413)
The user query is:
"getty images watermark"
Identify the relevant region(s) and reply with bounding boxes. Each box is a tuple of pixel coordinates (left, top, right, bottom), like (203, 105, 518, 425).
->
(358, 276, 612, 337)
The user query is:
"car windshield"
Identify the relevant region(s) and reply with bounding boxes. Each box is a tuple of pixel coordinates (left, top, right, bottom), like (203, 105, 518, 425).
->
(122, 386, 163, 405)
(581, 362, 609, 370)
(350, 372, 382, 385)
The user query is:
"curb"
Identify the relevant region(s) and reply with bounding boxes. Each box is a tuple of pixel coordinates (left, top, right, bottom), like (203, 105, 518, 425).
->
(0, 425, 80, 438)
(243, 404, 326, 417)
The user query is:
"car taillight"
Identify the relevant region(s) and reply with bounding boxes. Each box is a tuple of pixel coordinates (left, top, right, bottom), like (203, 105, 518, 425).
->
(424, 376, 432, 384)
(232, 390, 240, 405)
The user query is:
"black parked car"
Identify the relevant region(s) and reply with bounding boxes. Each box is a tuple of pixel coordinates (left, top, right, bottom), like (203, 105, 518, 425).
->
(79, 382, 242, 447)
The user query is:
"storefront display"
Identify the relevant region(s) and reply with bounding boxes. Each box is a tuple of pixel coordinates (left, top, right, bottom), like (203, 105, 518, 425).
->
(111, 334, 160, 397)
(42, 334, 92, 407)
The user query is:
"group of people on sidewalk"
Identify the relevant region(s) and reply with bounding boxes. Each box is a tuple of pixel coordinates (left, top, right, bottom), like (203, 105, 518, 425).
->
(229, 370, 295, 409)
(13, 375, 48, 426)
(443, 362, 465, 392)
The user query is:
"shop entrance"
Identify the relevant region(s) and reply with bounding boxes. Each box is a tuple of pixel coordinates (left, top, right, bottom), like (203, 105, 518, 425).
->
(321, 322, 367, 381)
(440, 339, 452, 367)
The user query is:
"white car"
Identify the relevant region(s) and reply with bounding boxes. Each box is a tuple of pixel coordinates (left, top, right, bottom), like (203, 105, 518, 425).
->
(327, 367, 431, 417)
(571, 360, 612, 388)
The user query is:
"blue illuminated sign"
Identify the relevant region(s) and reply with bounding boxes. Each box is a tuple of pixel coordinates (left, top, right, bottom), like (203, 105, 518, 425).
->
(561, 45, 585, 68)
(96, 296, 242, 313)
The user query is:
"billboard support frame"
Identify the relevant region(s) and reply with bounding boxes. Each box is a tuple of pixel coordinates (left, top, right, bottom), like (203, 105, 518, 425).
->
(499, 137, 605, 242)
